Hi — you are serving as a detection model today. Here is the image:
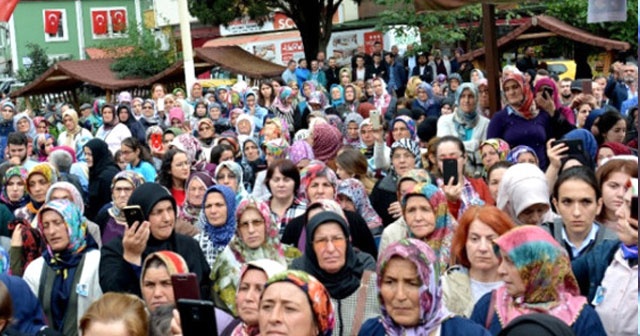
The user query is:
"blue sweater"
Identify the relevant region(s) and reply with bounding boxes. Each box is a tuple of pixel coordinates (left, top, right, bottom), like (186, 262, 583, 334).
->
(470, 291, 606, 336)
(359, 316, 491, 336)
(0, 273, 47, 335)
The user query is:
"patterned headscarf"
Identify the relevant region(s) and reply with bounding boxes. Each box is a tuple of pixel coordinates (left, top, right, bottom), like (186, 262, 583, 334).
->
(263, 138, 289, 159)
(229, 197, 286, 264)
(401, 183, 455, 269)
(45, 181, 86, 213)
(299, 160, 338, 202)
(494, 225, 587, 326)
(377, 239, 451, 335)
(26, 163, 58, 196)
(107, 171, 146, 219)
(502, 73, 537, 120)
(391, 115, 417, 141)
(170, 133, 201, 164)
(506, 145, 539, 165)
(33, 134, 57, 162)
(343, 113, 364, 146)
(479, 138, 511, 161)
(198, 185, 237, 249)
(397, 169, 432, 188)
(141, 251, 189, 293)
(0, 246, 8, 274)
(215, 160, 248, 206)
(0, 166, 29, 210)
(272, 87, 294, 114)
(38, 200, 88, 258)
(288, 140, 315, 165)
(337, 178, 382, 229)
(263, 270, 335, 336)
(312, 123, 343, 163)
(453, 83, 480, 138)
(391, 139, 422, 168)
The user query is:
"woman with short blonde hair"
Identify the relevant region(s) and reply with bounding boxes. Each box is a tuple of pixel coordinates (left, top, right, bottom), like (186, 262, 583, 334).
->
(79, 293, 148, 336)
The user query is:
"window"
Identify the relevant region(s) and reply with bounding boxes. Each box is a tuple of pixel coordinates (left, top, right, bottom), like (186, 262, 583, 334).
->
(43, 9, 68, 42)
(90, 7, 128, 39)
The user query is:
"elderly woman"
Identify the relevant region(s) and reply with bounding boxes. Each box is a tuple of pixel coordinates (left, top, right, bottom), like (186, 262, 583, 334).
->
(281, 161, 377, 258)
(215, 161, 249, 207)
(210, 198, 301, 315)
(470, 226, 606, 335)
(411, 82, 441, 118)
(437, 83, 490, 177)
(23, 200, 102, 336)
(506, 145, 539, 165)
(175, 172, 215, 236)
(442, 206, 515, 317)
(359, 239, 490, 336)
(290, 211, 378, 335)
(258, 270, 334, 336)
(370, 139, 422, 227)
(487, 73, 574, 169)
(13, 112, 36, 140)
(497, 163, 555, 226)
(193, 185, 237, 268)
(478, 138, 510, 173)
(337, 178, 382, 231)
(93, 171, 145, 245)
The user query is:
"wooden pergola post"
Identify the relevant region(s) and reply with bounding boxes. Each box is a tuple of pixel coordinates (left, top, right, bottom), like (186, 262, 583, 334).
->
(482, 3, 501, 118)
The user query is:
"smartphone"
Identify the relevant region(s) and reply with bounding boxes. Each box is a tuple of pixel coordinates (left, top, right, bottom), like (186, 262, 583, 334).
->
(370, 109, 381, 129)
(442, 158, 458, 185)
(122, 205, 145, 229)
(177, 299, 217, 336)
(552, 139, 584, 156)
(543, 87, 553, 99)
(172, 273, 200, 301)
(150, 133, 163, 151)
(157, 97, 165, 111)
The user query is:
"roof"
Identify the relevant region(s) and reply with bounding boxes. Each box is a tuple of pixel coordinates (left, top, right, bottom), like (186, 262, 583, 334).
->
(460, 15, 630, 61)
(195, 46, 285, 79)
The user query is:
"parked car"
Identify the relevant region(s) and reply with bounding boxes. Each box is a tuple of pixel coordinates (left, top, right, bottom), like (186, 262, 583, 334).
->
(542, 59, 576, 80)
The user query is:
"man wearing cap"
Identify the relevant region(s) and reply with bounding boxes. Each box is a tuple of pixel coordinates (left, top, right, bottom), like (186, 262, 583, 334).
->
(99, 183, 211, 299)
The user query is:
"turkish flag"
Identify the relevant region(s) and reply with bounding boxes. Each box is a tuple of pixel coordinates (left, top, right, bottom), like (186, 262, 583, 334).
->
(44, 10, 61, 35)
(0, 0, 19, 22)
(92, 10, 108, 35)
(110, 9, 126, 32)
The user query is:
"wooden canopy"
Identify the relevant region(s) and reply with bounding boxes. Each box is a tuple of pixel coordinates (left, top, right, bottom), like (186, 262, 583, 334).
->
(195, 46, 285, 79)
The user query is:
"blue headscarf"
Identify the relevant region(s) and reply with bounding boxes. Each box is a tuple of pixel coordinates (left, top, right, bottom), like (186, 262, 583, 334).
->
(583, 108, 604, 132)
(507, 145, 539, 164)
(329, 84, 345, 107)
(562, 128, 598, 160)
(198, 185, 237, 249)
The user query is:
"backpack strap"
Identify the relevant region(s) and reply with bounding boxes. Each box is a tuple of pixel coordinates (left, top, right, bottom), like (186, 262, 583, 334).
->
(351, 270, 373, 336)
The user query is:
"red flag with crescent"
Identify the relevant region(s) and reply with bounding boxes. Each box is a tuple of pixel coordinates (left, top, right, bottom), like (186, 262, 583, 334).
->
(92, 10, 108, 35)
(0, 0, 19, 22)
(110, 9, 126, 32)
(44, 10, 61, 35)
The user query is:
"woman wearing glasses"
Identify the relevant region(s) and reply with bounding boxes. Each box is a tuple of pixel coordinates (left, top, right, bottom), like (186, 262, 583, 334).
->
(210, 197, 300, 315)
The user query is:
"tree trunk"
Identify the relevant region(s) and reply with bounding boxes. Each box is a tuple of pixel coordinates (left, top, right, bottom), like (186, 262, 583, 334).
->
(292, 1, 323, 62)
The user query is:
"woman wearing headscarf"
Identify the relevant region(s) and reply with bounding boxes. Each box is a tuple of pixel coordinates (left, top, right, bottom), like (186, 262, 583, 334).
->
(290, 211, 378, 336)
(258, 270, 335, 336)
(370, 78, 397, 121)
(23, 200, 102, 336)
(0, 166, 29, 214)
(595, 141, 633, 166)
(94, 104, 132, 155)
(337, 178, 382, 231)
(271, 87, 296, 135)
(235, 114, 255, 146)
(216, 161, 250, 206)
(328, 84, 348, 117)
(282, 161, 377, 258)
(57, 109, 93, 151)
(343, 112, 363, 147)
(0, 102, 16, 161)
(370, 139, 422, 227)
(534, 77, 575, 125)
(251, 138, 288, 200)
(13, 112, 36, 140)
(14, 163, 58, 224)
(505, 145, 539, 166)
(45, 181, 102, 247)
(32, 133, 57, 162)
(411, 82, 441, 118)
(116, 104, 146, 145)
(310, 123, 342, 166)
(92, 171, 145, 245)
(194, 185, 237, 267)
(210, 198, 300, 315)
(138, 99, 160, 131)
(388, 115, 418, 145)
(83, 138, 120, 221)
(487, 73, 574, 169)
(478, 138, 510, 173)
(496, 163, 555, 226)
(470, 226, 606, 336)
(360, 239, 491, 336)
(437, 83, 490, 177)
(240, 138, 266, 190)
(343, 84, 361, 114)
(243, 90, 268, 132)
(175, 171, 216, 236)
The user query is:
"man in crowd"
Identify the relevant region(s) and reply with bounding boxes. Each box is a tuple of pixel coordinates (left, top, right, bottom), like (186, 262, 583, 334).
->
(281, 59, 297, 85)
(324, 56, 340, 90)
(309, 59, 327, 88)
(558, 78, 574, 106)
(516, 46, 538, 73)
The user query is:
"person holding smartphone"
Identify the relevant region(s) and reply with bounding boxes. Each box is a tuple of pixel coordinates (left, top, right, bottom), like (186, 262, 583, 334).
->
(99, 183, 211, 300)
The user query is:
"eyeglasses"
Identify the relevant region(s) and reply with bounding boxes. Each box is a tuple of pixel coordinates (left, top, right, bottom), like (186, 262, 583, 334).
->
(238, 219, 265, 230)
(313, 236, 346, 250)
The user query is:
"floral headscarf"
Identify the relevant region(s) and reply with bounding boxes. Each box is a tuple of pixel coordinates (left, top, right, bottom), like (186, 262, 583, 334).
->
(26, 163, 58, 196)
(263, 138, 289, 159)
(392, 115, 417, 141)
(415, 82, 436, 110)
(453, 83, 480, 139)
(272, 87, 294, 114)
(373, 78, 392, 113)
(298, 160, 338, 202)
(391, 139, 422, 168)
(45, 181, 86, 213)
(33, 134, 57, 162)
(198, 185, 237, 249)
(288, 140, 315, 165)
(494, 225, 587, 326)
(170, 133, 201, 164)
(479, 138, 511, 161)
(401, 182, 456, 269)
(344, 113, 364, 146)
(0, 166, 29, 210)
(215, 160, 248, 206)
(106, 171, 146, 220)
(337, 178, 382, 229)
(263, 270, 335, 336)
(506, 145, 539, 164)
(229, 197, 286, 264)
(502, 73, 537, 120)
(312, 123, 342, 163)
(13, 112, 37, 139)
(377, 239, 451, 335)
(38, 200, 87, 259)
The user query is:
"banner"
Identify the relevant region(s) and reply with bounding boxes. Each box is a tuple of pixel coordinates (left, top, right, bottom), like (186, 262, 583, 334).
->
(588, 0, 627, 23)
(92, 10, 108, 35)
(44, 10, 61, 35)
(111, 9, 127, 32)
(0, 0, 19, 22)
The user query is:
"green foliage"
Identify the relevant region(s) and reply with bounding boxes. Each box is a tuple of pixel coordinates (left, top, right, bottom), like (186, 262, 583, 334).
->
(15, 43, 51, 83)
(97, 23, 176, 79)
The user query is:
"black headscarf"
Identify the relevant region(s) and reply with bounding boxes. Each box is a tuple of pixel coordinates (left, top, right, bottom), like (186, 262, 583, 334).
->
(498, 313, 576, 336)
(127, 182, 177, 246)
(84, 138, 119, 179)
(290, 211, 375, 299)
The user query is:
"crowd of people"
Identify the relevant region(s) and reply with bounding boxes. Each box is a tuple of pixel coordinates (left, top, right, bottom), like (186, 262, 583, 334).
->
(0, 42, 636, 336)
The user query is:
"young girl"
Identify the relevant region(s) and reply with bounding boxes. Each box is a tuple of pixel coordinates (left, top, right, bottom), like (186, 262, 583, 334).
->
(121, 137, 157, 183)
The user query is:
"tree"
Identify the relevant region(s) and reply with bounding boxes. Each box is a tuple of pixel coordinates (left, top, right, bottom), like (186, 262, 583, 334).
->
(16, 43, 52, 83)
(188, 0, 358, 62)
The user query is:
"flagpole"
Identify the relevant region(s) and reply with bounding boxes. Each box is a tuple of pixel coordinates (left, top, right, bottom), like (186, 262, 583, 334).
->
(177, 0, 195, 92)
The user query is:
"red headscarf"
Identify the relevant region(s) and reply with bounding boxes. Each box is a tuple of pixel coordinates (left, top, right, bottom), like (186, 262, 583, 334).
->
(503, 73, 536, 120)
